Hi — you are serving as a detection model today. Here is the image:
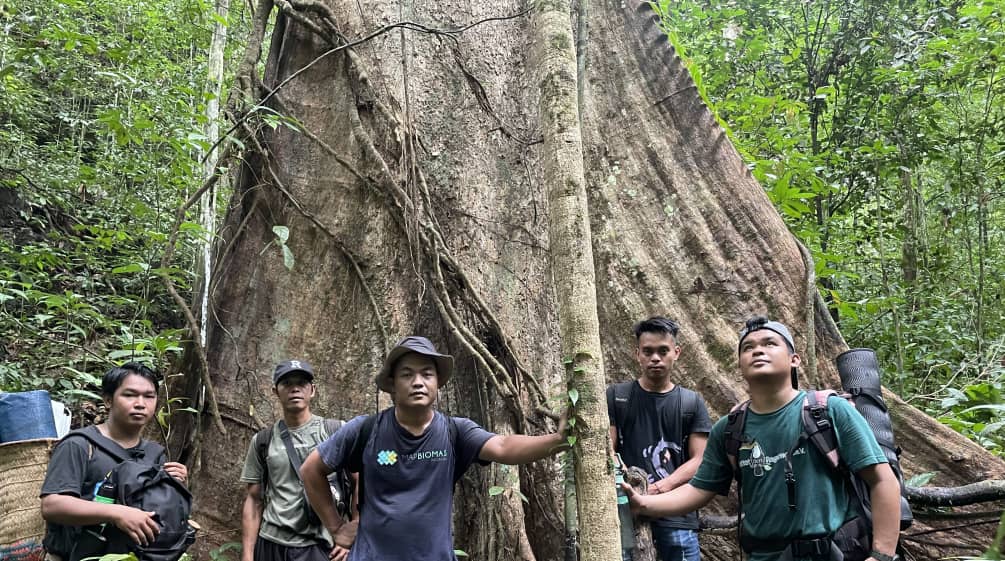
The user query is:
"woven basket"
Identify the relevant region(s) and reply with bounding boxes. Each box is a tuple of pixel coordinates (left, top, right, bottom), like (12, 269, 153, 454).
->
(0, 439, 56, 561)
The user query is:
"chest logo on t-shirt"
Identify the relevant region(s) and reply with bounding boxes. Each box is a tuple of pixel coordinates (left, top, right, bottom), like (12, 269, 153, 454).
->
(374, 448, 450, 467)
(377, 450, 398, 465)
(739, 440, 806, 477)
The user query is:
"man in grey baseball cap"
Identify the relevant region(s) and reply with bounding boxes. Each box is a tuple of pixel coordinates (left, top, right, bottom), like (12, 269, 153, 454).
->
(301, 335, 568, 561)
(240, 359, 349, 561)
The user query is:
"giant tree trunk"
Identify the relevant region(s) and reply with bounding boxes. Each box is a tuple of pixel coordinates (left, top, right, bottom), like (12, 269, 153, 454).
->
(173, 1, 1005, 560)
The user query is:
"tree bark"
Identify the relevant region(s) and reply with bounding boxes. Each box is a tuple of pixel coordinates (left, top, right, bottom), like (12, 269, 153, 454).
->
(532, 1, 621, 560)
(173, 1, 1005, 559)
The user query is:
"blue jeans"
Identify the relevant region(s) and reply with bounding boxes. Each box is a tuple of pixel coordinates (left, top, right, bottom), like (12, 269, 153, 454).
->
(653, 527, 700, 561)
(622, 527, 700, 561)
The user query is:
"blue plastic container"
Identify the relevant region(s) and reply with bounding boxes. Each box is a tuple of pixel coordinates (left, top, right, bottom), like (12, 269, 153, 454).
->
(0, 390, 58, 443)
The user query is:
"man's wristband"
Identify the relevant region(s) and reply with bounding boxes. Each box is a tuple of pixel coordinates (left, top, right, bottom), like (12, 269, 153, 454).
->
(870, 550, 899, 561)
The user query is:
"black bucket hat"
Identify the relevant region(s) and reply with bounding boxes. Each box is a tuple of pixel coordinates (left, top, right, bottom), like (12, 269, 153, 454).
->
(375, 336, 454, 393)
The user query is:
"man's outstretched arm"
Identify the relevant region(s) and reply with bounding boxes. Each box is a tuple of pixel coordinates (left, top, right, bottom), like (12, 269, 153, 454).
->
(621, 481, 717, 518)
(479, 411, 569, 465)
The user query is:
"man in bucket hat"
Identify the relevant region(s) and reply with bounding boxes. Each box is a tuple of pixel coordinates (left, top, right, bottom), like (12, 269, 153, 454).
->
(300, 336, 567, 561)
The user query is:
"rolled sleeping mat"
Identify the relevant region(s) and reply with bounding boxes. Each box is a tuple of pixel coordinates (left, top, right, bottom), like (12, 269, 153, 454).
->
(835, 348, 913, 529)
(836, 349, 895, 455)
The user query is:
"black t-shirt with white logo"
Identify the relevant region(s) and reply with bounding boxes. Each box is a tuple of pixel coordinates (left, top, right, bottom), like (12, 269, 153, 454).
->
(607, 381, 712, 529)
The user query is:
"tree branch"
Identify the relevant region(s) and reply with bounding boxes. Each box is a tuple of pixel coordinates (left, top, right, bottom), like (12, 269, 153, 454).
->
(906, 480, 1005, 507)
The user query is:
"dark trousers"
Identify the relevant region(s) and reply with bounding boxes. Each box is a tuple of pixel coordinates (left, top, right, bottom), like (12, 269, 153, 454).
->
(253, 536, 329, 561)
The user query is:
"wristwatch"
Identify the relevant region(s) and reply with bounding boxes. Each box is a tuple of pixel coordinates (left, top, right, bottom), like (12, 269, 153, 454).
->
(870, 550, 900, 561)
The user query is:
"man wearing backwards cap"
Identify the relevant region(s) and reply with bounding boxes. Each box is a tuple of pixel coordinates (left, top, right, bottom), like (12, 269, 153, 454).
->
(621, 316, 902, 561)
(240, 360, 350, 561)
(300, 336, 567, 561)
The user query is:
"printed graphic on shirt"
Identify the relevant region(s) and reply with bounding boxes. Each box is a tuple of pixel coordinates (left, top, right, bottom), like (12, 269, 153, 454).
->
(641, 439, 682, 481)
(375, 448, 451, 467)
(739, 440, 806, 477)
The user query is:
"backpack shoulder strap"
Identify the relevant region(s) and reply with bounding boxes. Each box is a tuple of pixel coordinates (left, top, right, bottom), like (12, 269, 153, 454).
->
(62, 426, 129, 463)
(447, 415, 463, 485)
(677, 387, 699, 426)
(722, 399, 751, 547)
(801, 389, 841, 470)
(348, 414, 378, 473)
(350, 413, 379, 511)
(254, 426, 274, 466)
(611, 381, 635, 451)
(723, 400, 750, 478)
(254, 424, 274, 492)
(276, 420, 307, 482)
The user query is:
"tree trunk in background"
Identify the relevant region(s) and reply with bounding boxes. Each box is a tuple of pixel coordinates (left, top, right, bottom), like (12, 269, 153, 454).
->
(172, 1, 1005, 559)
(198, 0, 229, 345)
(532, 1, 620, 560)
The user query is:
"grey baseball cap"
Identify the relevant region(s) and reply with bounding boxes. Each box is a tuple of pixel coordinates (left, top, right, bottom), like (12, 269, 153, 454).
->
(737, 319, 796, 353)
(375, 336, 454, 393)
(273, 359, 315, 385)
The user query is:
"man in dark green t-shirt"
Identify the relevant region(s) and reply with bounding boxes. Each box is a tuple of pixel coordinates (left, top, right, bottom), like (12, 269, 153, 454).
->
(622, 317, 902, 561)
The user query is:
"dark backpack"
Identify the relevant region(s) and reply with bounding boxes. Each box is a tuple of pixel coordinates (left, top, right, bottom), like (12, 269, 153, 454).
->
(723, 349, 913, 560)
(349, 411, 460, 511)
(254, 418, 354, 520)
(61, 430, 194, 561)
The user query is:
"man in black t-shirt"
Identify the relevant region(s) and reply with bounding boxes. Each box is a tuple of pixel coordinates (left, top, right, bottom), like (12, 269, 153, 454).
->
(607, 317, 712, 561)
(40, 362, 188, 561)
(300, 336, 568, 561)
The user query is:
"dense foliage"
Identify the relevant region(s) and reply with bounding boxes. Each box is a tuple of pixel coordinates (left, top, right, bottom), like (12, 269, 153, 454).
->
(0, 0, 237, 406)
(1, 0, 1002, 458)
(658, 0, 1005, 455)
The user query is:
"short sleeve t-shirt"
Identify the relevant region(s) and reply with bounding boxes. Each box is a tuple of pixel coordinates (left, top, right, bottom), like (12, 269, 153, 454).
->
(606, 382, 712, 529)
(40, 426, 166, 558)
(690, 392, 887, 561)
(240, 415, 334, 547)
(317, 408, 495, 561)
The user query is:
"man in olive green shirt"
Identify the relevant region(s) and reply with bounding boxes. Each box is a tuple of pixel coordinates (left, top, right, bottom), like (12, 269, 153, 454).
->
(240, 360, 344, 561)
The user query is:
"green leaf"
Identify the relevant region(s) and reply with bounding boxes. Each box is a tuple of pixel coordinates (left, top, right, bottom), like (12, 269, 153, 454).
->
(112, 263, 148, 274)
(488, 486, 505, 496)
(282, 245, 295, 270)
(272, 225, 290, 244)
(905, 472, 937, 487)
(454, 551, 468, 558)
(567, 388, 579, 405)
(566, 436, 577, 446)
